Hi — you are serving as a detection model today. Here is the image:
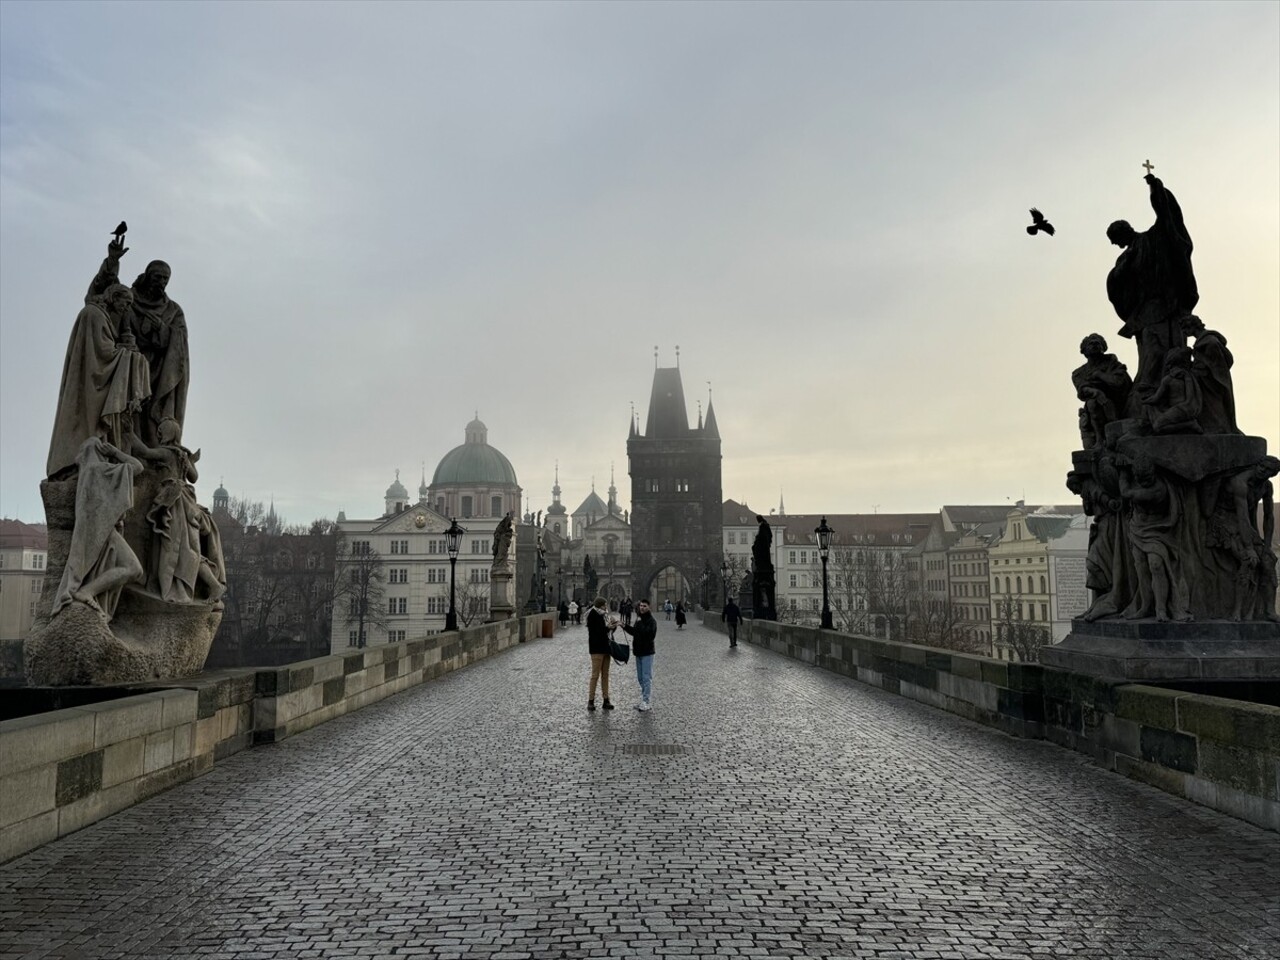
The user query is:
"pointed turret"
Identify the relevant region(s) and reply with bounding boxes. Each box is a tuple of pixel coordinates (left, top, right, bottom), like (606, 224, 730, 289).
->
(703, 397, 719, 438)
(607, 462, 619, 515)
(644, 367, 689, 437)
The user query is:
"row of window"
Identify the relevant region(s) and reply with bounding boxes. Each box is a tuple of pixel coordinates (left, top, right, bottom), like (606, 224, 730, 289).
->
(993, 576, 1048, 595)
(951, 582, 989, 597)
(352, 539, 497, 557)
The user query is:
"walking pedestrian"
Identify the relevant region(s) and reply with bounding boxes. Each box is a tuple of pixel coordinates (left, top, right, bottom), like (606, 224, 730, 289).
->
(586, 597, 615, 712)
(622, 598, 657, 711)
(620, 596, 633, 627)
(722, 597, 741, 647)
(569, 599, 579, 625)
(674, 601, 687, 630)
(663, 599, 673, 620)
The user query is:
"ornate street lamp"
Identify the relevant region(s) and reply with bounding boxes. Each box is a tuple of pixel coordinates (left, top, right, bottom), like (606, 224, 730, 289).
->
(720, 559, 729, 607)
(536, 530, 547, 614)
(816, 516, 834, 630)
(444, 517, 465, 631)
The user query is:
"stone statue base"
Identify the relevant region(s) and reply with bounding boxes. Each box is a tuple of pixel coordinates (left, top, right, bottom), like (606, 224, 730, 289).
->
(25, 586, 222, 686)
(1043, 619, 1280, 681)
(489, 569, 515, 622)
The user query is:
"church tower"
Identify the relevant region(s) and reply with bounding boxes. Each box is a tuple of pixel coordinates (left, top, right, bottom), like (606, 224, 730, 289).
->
(627, 355, 722, 605)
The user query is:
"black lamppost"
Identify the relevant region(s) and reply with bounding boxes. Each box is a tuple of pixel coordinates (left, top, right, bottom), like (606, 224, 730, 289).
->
(557, 562, 565, 607)
(720, 559, 729, 607)
(445, 518, 464, 631)
(536, 531, 547, 614)
(816, 516, 834, 630)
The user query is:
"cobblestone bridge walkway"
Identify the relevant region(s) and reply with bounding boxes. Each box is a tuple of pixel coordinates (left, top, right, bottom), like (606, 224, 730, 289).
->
(2, 621, 1278, 960)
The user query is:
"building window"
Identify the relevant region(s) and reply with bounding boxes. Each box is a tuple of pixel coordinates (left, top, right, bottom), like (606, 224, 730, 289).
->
(436, 497, 445, 513)
(389, 630, 406, 643)
(388, 597, 407, 615)
(461, 496, 473, 518)
(351, 540, 370, 555)
(1016, 576, 1022, 594)
(1040, 575, 1047, 593)
(789, 574, 797, 587)
(348, 630, 360, 647)
(1041, 603, 1049, 620)
(648, 480, 660, 493)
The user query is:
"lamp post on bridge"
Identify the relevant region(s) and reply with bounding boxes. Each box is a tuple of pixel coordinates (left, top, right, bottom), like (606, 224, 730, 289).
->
(444, 518, 464, 632)
(816, 516, 834, 630)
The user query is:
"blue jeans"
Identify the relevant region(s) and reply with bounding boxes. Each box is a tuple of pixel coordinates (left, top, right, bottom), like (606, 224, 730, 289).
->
(635, 654, 654, 703)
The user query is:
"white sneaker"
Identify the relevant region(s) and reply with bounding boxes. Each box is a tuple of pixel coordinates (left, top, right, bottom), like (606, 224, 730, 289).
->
(637, 701, 651, 712)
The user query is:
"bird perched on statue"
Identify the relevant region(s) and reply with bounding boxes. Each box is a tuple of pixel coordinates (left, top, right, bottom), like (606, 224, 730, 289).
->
(1026, 208, 1054, 236)
(112, 221, 127, 239)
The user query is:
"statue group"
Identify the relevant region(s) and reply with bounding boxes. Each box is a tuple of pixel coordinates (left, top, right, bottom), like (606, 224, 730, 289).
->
(1066, 172, 1277, 628)
(26, 232, 226, 685)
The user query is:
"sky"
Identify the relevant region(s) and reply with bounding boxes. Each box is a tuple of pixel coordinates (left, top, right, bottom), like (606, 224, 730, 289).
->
(1, 0, 1277, 527)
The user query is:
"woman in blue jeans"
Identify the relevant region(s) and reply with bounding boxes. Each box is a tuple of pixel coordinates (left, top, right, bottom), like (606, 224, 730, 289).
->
(622, 599, 657, 711)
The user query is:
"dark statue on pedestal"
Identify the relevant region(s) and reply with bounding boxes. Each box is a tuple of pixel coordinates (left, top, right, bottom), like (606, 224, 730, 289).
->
(25, 227, 224, 685)
(751, 515, 777, 621)
(1049, 167, 1279, 681)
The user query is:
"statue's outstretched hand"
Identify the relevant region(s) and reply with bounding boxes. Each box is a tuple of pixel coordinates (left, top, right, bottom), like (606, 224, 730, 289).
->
(108, 237, 129, 260)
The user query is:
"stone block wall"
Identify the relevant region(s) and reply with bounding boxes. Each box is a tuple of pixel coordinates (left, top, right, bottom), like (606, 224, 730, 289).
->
(2, 613, 553, 862)
(739, 618, 1279, 832)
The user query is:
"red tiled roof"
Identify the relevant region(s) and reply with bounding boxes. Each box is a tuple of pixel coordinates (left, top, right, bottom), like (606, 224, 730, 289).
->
(0, 519, 48, 550)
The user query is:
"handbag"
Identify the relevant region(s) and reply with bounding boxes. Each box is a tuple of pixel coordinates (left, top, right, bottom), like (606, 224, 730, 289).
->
(608, 635, 631, 665)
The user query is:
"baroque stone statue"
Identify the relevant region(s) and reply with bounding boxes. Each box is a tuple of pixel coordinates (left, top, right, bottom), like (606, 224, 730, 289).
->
(1052, 170, 1279, 680)
(26, 226, 223, 685)
(751, 515, 777, 620)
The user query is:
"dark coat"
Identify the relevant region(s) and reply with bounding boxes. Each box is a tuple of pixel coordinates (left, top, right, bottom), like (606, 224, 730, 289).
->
(623, 612, 657, 657)
(722, 601, 741, 625)
(586, 607, 612, 655)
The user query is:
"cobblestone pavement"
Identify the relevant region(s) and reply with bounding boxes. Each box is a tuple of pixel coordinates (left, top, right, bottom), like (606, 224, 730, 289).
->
(3, 621, 1279, 960)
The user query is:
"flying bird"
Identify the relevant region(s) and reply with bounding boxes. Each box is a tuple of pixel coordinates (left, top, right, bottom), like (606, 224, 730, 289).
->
(111, 221, 127, 239)
(1026, 208, 1054, 237)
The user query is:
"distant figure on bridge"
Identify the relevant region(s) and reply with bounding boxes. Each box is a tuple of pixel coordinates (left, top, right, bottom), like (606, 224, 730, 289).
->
(722, 597, 741, 647)
(586, 597, 615, 712)
(569, 599, 579, 624)
(558, 599, 569, 628)
(619, 596, 633, 626)
(663, 599, 674, 620)
(622, 598, 657, 711)
(675, 601, 687, 629)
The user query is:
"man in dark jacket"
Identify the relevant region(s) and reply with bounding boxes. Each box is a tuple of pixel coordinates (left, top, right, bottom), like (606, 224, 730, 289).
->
(622, 600, 657, 711)
(722, 598, 742, 647)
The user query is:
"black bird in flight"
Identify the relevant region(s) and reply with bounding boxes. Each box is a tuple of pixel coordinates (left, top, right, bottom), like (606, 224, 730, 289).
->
(1026, 208, 1054, 237)
(112, 220, 128, 239)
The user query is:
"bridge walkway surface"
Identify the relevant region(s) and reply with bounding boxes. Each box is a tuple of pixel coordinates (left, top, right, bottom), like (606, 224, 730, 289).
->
(1, 620, 1277, 959)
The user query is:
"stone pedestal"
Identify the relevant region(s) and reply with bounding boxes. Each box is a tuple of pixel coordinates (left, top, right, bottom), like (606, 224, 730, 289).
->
(489, 569, 515, 622)
(1043, 619, 1280, 681)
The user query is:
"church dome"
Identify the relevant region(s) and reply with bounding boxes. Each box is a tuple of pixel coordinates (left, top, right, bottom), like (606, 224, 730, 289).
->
(432, 418, 519, 486)
(385, 472, 409, 500)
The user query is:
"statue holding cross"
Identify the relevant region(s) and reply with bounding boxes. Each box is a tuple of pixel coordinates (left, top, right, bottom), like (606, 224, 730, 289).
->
(1105, 164, 1198, 399)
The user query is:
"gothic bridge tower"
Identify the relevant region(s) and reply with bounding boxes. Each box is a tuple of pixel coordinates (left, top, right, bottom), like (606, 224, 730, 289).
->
(627, 360, 722, 605)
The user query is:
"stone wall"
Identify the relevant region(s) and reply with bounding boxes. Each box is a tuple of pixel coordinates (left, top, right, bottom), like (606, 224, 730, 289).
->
(1, 614, 554, 863)
(732, 617, 1279, 832)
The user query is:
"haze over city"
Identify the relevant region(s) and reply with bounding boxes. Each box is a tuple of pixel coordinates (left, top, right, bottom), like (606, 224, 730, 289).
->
(2, 1, 1276, 525)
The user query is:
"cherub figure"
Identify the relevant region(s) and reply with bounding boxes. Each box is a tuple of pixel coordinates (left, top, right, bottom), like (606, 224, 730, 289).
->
(1139, 346, 1202, 435)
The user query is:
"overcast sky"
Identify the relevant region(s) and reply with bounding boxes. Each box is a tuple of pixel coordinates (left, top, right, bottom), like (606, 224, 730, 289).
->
(2, 1, 1277, 526)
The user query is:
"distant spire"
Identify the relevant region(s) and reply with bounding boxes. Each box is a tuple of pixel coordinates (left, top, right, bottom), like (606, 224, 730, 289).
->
(696, 399, 703, 430)
(779, 489, 786, 517)
(607, 463, 619, 515)
(628, 401, 637, 438)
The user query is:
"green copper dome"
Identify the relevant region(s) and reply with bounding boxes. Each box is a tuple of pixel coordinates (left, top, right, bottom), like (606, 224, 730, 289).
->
(431, 418, 519, 486)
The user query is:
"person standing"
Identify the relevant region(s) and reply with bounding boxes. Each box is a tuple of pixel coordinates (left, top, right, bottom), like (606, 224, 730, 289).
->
(558, 599, 569, 628)
(722, 597, 741, 647)
(569, 599, 579, 625)
(674, 601, 687, 630)
(663, 599, 673, 620)
(586, 597, 614, 712)
(620, 596, 633, 627)
(622, 599, 657, 711)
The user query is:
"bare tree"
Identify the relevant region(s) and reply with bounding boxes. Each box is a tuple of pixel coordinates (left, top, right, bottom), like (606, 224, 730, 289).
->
(437, 576, 489, 628)
(993, 595, 1050, 663)
(334, 536, 386, 647)
(816, 548, 913, 639)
